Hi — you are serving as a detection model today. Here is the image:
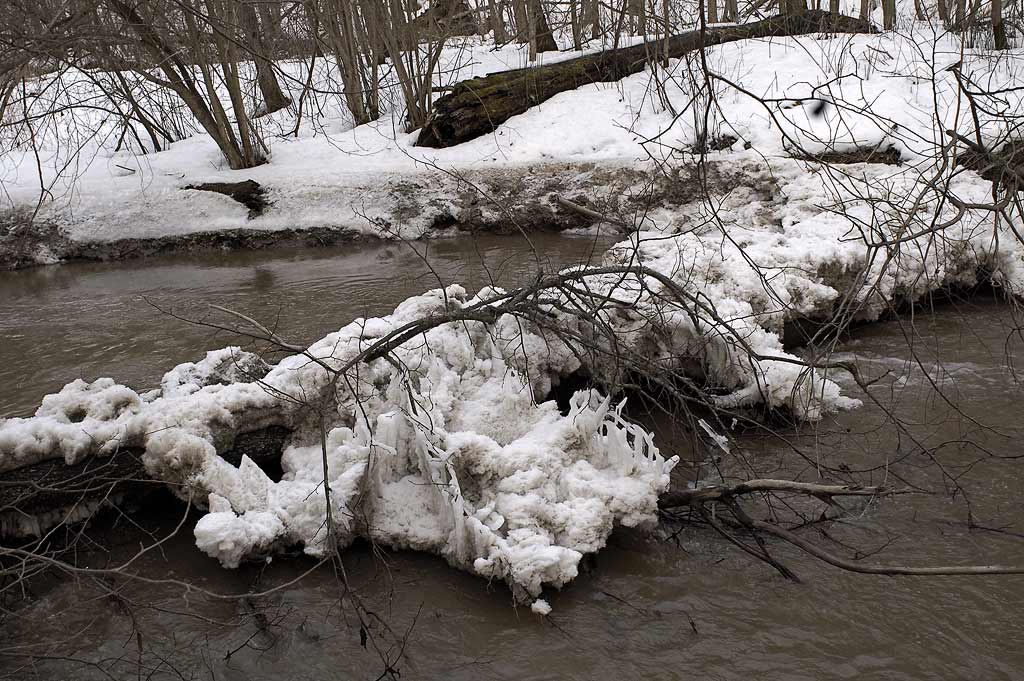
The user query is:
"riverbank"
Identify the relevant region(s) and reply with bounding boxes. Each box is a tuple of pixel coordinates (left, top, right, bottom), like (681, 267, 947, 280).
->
(4, 25, 1022, 269)
(0, 157, 765, 269)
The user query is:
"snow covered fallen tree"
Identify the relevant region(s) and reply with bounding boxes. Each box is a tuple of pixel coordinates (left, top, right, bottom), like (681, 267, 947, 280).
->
(416, 10, 873, 148)
(0, 283, 685, 608)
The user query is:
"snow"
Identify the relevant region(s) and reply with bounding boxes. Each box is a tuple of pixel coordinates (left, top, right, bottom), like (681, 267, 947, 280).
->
(179, 290, 679, 601)
(160, 347, 270, 399)
(531, 598, 553, 615)
(0, 283, 683, 603)
(0, 378, 140, 471)
(4, 23, 1022, 247)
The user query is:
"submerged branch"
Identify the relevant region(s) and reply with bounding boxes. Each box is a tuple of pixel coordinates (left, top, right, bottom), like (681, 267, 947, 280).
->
(659, 479, 896, 508)
(751, 519, 1024, 576)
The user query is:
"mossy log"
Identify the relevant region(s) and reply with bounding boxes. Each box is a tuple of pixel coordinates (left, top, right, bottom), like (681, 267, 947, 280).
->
(416, 10, 873, 148)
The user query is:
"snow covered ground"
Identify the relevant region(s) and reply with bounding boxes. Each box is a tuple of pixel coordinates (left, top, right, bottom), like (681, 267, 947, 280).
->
(2, 20, 1021, 246)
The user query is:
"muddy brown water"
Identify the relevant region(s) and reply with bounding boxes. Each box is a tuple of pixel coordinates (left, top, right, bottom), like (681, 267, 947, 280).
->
(0, 232, 613, 418)
(1, 234, 1023, 680)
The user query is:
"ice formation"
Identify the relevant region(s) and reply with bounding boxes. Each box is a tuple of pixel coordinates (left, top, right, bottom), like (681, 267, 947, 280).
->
(159, 347, 270, 399)
(183, 285, 678, 603)
(0, 284, 683, 605)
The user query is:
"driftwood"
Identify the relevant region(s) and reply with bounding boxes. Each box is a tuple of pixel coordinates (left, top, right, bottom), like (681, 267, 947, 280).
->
(0, 427, 289, 538)
(185, 179, 269, 217)
(792, 143, 902, 165)
(657, 478, 890, 509)
(416, 10, 873, 148)
(949, 132, 1024, 188)
(4, 438, 880, 539)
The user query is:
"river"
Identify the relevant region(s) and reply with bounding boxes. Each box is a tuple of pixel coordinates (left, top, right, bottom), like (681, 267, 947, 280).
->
(1, 234, 1022, 680)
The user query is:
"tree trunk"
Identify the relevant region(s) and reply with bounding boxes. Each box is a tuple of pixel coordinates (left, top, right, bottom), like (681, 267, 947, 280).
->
(0, 428, 291, 539)
(512, 0, 529, 43)
(239, 0, 291, 117)
(570, 0, 583, 50)
(103, 0, 265, 169)
(416, 11, 873, 148)
(966, 0, 980, 32)
(882, 0, 896, 28)
(588, 0, 601, 38)
(782, 0, 809, 14)
(992, 0, 1007, 48)
(529, 0, 558, 54)
(489, 0, 507, 41)
(635, 0, 647, 34)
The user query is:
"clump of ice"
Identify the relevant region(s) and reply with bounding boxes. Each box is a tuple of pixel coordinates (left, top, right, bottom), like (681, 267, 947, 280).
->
(0, 350, 281, 474)
(0, 283, 679, 601)
(0, 378, 142, 472)
(187, 290, 678, 601)
(160, 347, 270, 399)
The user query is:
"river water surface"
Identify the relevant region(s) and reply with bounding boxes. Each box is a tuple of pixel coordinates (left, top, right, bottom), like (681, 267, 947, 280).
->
(1, 234, 1022, 680)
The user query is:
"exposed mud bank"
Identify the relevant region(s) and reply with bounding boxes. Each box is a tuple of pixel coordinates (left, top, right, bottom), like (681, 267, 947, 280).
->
(0, 217, 365, 270)
(0, 158, 772, 271)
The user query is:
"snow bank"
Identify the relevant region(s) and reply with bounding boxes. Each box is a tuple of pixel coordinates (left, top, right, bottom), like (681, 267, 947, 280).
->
(4, 24, 1021, 251)
(602, 155, 1024, 415)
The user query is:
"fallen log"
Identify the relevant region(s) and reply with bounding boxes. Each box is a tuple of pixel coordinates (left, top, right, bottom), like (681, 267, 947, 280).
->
(0, 427, 289, 539)
(416, 10, 873, 148)
(0, 347, 280, 539)
(185, 179, 269, 217)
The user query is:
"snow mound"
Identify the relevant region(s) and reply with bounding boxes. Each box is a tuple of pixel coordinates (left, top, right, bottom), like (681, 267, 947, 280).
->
(160, 347, 271, 399)
(0, 378, 142, 471)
